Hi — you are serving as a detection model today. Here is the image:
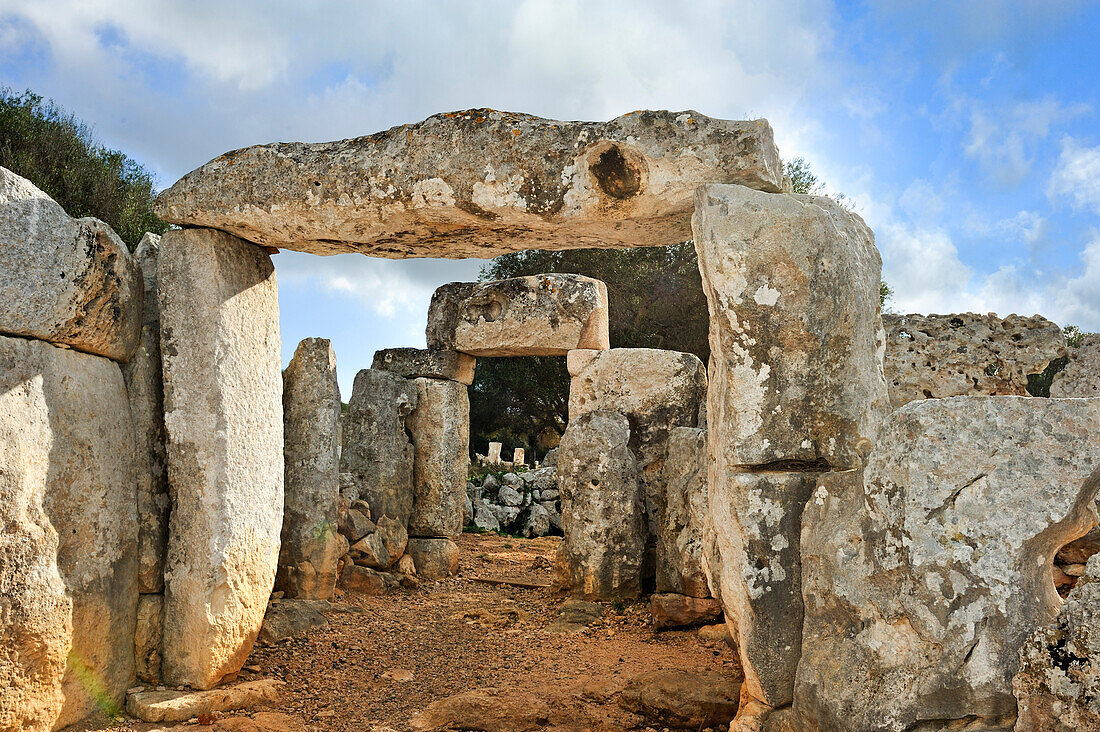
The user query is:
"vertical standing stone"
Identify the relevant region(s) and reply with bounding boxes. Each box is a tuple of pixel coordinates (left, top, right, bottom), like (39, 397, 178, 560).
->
(487, 442, 502, 464)
(158, 228, 282, 690)
(656, 426, 712, 598)
(277, 338, 342, 600)
(0, 336, 140, 729)
(122, 233, 169, 594)
(513, 448, 525, 466)
(555, 410, 646, 600)
(406, 378, 470, 540)
(340, 369, 418, 523)
(693, 184, 887, 722)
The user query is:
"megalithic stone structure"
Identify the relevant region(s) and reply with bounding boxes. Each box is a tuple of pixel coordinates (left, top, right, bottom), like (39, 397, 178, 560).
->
(158, 227, 283, 690)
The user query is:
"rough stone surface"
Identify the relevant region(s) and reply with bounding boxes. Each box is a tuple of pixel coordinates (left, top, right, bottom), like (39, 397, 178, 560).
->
(619, 670, 741, 729)
(0, 336, 139, 730)
(693, 183, 888, 470)
(158, 227, 283, 690)
(340, 369, 417, 524)
(126, 679, 284, 723)
(134, 594, 163, 684)
(884, 312, 1066, 407)
(376, 515, 408, 565)
(257, 599, 328, 644)
(1014, 553, 1100, 731)
(657, 427, 711, 598)
(277, 338, 342, 601)
(428, 274, 609, 356)
(123, 233, 170, 595)
(372, 347, 476, 385)
(650, 594, 723, 629)
(409, 688, 550, 732)
(338, 564, 398, 595)
(555, 410, 646, 599)
(407, 378, 469, 539)
(795, 397, 1100, 732)
(406, 538, 460, 580)
(154, 110, 786, 258)
(0, 166, 143, 362)
(1052, 333, 1100, 398)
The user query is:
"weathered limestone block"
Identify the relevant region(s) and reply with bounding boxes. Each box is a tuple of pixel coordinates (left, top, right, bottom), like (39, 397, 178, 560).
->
(158, 228, 283, 690)
(1052, 333, 1100, 398)
(657, 427, 711, 598)
(795, 397, 1100, 732)
(650, 594, 723, 629)
(126, 679, 284, 724)
(277, 338, 342, 601)
(692, 184, 888, 470)
(406, 537, 460, 580)
(0, 167, 143, 362)
(555, 410, 646, 600)
(372, 347, 476, 385)
(122, 233, 170, 594)
(1014, 553, 1100, 731)
(884, 312, 1066, 407)
(428, 274, 610, 356)
(134, 594, 163, 684)
(340, 369, 417, 524)
(154, 110, 787, 257)
(407, 377, 469, 538)
(0, 335, 140, 730)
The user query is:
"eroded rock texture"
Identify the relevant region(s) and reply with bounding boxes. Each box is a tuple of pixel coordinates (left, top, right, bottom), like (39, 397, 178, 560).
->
(0, 335, 139, 730)
(1052, 333, 1100, 398)
(0, 166, 142, 362)
(122, 233, 169, 595)
(278, 338, 342, 600)
(884, 312, 1066, 408)
(340, 369, 418, 523)
(795, 397, 1100, 732)
(158, 228, 283, 690)
(555, 410, 646, 600)
(656, 427, 711, 598)
(407, 378, 469, 540)
(372, 347, 476, 385)
(1014, 551, 1100, 731)
(427, 274, 609, 356)
(154, 110, 786, 257)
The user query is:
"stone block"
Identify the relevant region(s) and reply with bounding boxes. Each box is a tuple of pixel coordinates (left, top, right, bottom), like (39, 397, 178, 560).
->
(656, 427, 711, 598)
(372, 347, 476, 385)
(1052, 333, 1100, 398)
(126, 679, 284, 724)
(406, 537, 460, 580)
(649, 594, 723, 629)
(134, 594, 164, 684)
(407, 378, 469, 539)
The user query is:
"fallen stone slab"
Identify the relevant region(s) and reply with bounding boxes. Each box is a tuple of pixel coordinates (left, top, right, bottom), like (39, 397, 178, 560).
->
(257, 599, 329, 644)
(884, 312, 1066, 407)
(372, 347, 476, 384)
(0, 166, 143, 361)
(126, 679, 284, 723)
(338, 564, 399, 595)
(154, 109, 786, 258)
(619, 670, 741, 729)
(650, 593, 723, 629)
(407, 377, 469, 538)
(278, 338, 342, 601)
(410, 688, 550, 732)
(158, 227, 283, 690)
(795, 396, 1100, 732)
(427, 273, 609, 356)
(406, 537, 460, 580)
(1052, 332, 1100, 398)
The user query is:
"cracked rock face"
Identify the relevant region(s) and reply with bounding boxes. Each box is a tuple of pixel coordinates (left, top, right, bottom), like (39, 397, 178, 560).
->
(0, 166, 143, 362)
(1052, 333, 1100, 398)
(153, 109, 786, 258)
(883, 312, 1066, 408)
(428, 274, 609, 356)
(795, 396, 1100, 732)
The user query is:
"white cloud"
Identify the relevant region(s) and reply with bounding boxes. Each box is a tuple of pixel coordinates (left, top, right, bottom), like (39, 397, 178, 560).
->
(964, 97, 1089, 186)
(1049, 137, 1100, 214)
(878, 223, 976, 314)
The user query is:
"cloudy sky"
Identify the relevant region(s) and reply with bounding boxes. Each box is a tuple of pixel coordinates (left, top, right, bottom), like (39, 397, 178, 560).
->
(2, 1, 1098, 395)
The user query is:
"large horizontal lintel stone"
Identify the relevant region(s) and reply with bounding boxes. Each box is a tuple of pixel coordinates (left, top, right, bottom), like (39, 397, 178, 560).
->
(428, 273, 609, 356)
(153, 109, 787, 258)
(0, 166, 143, 362)
(372, 347, 476, 385)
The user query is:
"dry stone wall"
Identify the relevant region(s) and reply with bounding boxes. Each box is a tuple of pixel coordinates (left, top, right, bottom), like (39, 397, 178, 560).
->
(1052, 333, 1100, 398)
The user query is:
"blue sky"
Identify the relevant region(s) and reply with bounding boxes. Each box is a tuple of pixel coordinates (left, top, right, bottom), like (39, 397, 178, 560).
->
(2, 0, 1098, 396)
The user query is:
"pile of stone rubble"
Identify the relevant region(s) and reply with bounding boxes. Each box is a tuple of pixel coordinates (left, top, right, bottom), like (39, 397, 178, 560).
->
(464, 465, 563, 537)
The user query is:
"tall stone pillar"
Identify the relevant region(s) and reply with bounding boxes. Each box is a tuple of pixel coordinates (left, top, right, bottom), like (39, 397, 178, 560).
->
(692, 183, 887, 724)
(158, 227, 283, 690)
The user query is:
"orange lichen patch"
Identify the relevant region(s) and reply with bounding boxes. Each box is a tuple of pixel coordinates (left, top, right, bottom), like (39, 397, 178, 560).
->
(512, 130, 522, 136)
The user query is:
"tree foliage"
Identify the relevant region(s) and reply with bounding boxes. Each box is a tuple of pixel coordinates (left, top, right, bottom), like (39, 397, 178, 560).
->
(0, 89, 166, 249)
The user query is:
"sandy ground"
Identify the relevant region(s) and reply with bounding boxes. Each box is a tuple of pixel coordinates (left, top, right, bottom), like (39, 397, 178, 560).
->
(78, 532, 741, 731)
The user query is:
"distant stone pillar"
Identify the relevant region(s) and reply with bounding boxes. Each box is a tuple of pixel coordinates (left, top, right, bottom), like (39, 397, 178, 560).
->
(277, 338, 342, 600)
(487, 441, 503, 464)
(158, 227, 283, 690)
(513, 448, 525, 466)
(693, 183, 887, 721)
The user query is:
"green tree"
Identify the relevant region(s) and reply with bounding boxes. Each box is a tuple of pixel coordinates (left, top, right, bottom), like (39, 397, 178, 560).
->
(0, 89, 166, 249)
